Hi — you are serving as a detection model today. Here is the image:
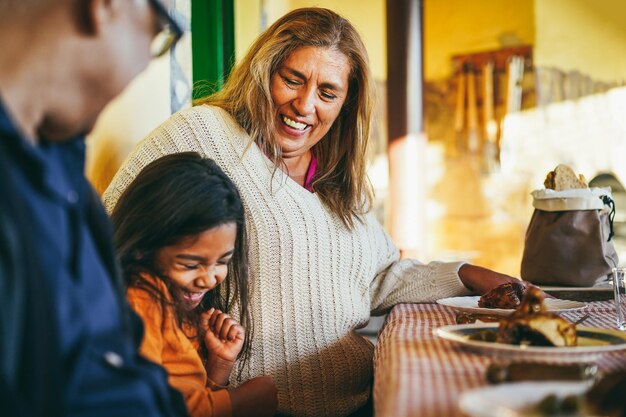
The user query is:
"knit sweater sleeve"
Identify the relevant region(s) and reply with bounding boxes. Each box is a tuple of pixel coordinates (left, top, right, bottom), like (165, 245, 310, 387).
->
(367, 214, 472, 315)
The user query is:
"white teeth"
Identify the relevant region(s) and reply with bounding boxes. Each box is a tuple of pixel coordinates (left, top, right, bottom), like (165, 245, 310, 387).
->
(282, 115, 307, 130)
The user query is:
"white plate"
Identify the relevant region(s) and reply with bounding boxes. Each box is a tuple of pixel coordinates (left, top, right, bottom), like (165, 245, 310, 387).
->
(435, 323, 626, 362)
(459, 381, 590, 417)
(437, 296, 586, 316)
(541, 281, 612, 292)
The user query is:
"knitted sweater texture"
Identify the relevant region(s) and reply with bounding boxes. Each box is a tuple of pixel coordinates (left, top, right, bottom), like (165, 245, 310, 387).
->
(103, 106, 470, 417)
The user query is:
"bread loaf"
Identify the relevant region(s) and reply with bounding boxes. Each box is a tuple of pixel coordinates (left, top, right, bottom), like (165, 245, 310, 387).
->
(544, 164, 587, 191)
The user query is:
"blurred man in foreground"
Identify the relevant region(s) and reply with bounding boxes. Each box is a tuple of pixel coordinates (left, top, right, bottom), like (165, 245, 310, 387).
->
(0, 0, 189, 415)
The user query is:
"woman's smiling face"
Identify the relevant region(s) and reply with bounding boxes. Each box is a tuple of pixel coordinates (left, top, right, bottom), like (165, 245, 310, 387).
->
(270, 46, 351, 158)
(154, 223, 237, 309)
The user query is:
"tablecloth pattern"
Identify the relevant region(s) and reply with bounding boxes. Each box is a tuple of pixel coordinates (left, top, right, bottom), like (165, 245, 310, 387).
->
(373, 301, 626, 417)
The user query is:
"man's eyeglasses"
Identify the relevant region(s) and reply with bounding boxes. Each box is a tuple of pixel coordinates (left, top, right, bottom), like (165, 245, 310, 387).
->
(148, 0, 184, 57)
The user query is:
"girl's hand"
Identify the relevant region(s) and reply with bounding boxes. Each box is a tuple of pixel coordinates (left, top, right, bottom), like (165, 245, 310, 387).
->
(201, 308, 245, 363)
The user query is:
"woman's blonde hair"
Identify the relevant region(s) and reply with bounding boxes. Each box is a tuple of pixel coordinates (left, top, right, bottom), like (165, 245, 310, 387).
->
(196, 7, 374, 229)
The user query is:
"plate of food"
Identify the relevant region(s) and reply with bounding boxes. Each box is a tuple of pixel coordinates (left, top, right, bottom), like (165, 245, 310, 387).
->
(437, 282, 586, 316)
(460, 370, 626, 417)
(437, 296, 586, 316)
(435, 323, 626, 362)
(436, 286, 626, 362)
(458, 381, 591, 417)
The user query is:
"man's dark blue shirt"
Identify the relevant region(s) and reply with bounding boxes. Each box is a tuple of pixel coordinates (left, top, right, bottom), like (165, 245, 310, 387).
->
(0, 101, 187, 416)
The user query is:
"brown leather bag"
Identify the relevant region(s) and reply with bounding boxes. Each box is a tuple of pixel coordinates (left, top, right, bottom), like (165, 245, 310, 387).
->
(521, 188, 619, 287)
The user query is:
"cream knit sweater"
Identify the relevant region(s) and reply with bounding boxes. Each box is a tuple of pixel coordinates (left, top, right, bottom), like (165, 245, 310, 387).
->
(103, 106, 471, 417)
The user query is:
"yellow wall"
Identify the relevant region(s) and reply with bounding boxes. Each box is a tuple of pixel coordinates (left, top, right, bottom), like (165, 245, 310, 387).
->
(234, 0, 387, 80)
(234, 0, 291, 62)
(86, 58, 173, 194)
(424, 0, 535, 80)
(534, 0, 626, 83)
(234, 0, 262, 64)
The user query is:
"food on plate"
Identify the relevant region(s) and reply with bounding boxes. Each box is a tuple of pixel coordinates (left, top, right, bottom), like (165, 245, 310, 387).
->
(543, 164, 588, 191)
(478, 282, 527, 309)
(468, 329, 498, 342)
(525, 393, 582, 416)
(486, 362, 597, 384)
(455, 312, 501, 324)
(459, 288, 579, 347)
(521, 370, 626, 417)
(585, 370, 626, 417)
(497, 287, 577, 347)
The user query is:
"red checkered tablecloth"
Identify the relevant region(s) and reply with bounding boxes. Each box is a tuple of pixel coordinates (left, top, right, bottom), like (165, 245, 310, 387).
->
(373, 301, 626, 417)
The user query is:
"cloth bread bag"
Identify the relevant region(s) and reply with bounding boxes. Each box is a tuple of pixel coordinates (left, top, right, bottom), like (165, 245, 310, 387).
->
(520, 187, 619, 286)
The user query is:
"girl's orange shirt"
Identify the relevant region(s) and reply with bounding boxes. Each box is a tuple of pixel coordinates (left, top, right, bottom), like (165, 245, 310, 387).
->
(127, 275, 232, 417)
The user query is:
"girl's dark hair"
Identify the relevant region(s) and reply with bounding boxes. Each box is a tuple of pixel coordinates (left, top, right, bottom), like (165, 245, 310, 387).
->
(111, 152, 251, 372)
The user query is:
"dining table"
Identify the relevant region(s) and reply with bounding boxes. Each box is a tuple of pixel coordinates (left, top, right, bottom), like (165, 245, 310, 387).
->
(372, 300, 626, 417)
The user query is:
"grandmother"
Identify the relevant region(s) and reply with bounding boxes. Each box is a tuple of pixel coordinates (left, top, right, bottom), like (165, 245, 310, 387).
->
(104, 7, 524, 417)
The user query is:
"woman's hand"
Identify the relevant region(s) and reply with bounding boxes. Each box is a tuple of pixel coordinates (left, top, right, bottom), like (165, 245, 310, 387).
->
(229, 376, 278, 417)
(458, 264, 536, 295)
(202, 308, 245, 362)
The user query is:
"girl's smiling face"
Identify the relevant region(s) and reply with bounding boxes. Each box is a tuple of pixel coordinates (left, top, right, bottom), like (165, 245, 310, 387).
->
(155, 223, 237, 309)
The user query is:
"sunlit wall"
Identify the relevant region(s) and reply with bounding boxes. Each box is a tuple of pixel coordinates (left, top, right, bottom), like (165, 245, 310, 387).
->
(534, 0, 626, 83)
(235, 0, 386, 80)
(424, 0, 535, 81)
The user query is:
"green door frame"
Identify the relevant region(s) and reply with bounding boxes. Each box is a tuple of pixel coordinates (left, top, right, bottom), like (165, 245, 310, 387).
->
(191, 0, 235, 100)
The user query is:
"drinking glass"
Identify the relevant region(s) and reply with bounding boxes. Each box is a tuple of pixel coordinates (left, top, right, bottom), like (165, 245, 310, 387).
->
(612, 267, 626, 330)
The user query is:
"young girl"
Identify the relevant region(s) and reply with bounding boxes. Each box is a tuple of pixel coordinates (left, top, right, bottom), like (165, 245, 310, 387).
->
(111, 152, 277, 417)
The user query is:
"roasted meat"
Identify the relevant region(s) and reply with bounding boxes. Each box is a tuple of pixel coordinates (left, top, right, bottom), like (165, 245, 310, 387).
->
(478, 282, 527, 309)
(496, 286, 577, 347)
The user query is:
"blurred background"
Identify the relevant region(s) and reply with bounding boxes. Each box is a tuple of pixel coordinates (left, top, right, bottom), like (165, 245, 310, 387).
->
(87, 0, 626, 278)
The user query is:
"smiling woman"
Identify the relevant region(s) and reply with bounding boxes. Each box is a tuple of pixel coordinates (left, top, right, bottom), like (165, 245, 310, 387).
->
(191, 7, 376, 230)
(269, 46, 350, 163)
(103, 8, 523, 417)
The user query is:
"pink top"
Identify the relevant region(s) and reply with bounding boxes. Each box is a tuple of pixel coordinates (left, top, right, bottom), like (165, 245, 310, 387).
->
(304, 153, 317, 193)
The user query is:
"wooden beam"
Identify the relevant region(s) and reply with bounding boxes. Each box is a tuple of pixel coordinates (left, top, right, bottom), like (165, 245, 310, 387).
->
(387, 0, 427, 257)
(387, 0, 424, 142)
